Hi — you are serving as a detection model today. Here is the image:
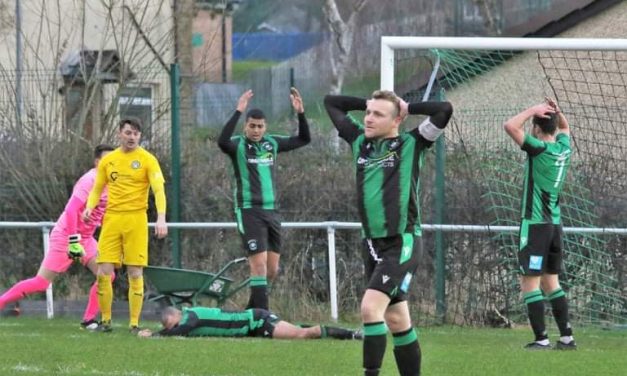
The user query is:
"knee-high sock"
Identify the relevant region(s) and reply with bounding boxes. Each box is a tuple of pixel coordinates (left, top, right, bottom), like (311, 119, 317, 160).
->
(0, 275, 50, 310)
(524, 289, 547, 341)
(97, 274, 113, 323)
(547, 288, 573, 337)
(393, 328, 421, 376)
(363, 321, 387, 376)
(246, 276, 268, 310)
(82, 272, 115, 322)
(128, 275, 144, 327)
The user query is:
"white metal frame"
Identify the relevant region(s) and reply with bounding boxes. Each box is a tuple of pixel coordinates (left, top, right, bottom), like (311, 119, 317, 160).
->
(380, 36, 627, 90)
(2, 221, 626, 321)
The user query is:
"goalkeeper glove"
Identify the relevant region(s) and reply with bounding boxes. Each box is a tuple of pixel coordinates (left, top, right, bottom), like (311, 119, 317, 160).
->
(67, 234, 85, 261)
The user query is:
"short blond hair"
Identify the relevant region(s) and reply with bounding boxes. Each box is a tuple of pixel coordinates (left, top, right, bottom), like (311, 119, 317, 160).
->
(161, 306, 180, 326)
(371, 90, 400, 116)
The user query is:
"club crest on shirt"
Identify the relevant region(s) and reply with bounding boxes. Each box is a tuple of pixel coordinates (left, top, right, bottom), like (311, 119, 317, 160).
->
(131, 160, 141, 169)
(262, 142, 273, 151)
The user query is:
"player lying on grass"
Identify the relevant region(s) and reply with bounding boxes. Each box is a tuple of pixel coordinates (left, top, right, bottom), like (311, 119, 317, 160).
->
(137, 306, 362, 340)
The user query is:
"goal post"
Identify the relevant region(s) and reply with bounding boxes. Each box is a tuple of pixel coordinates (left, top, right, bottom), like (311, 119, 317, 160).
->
(379, 36, 627, 325)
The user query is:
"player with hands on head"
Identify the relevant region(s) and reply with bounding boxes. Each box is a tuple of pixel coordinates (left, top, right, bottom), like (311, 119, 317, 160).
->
(217, 88, 310, 311)
(503, 97, 574, 350)
(0, 145, 115, 329)
(324, 90, 453, 376)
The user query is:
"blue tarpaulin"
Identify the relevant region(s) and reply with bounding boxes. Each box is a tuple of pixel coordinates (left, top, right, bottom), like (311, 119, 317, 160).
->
(232, 32, 325, 61)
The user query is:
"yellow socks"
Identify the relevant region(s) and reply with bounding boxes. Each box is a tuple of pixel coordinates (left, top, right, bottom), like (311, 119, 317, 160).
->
(97, 274, 113, 323)
(128, 276, 144, 327)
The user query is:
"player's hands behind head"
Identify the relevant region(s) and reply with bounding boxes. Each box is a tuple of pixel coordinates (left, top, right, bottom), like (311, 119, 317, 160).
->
(544, 97, 561, 113)
(532, 103, 555, 118)
(398, 97, 409, 121)
(67, 234, 85, 261)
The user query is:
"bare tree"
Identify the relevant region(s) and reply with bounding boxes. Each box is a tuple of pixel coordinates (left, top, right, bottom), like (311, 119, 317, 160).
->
(323, 0, 369, 94)
(0, 1, 174, 220)
(473, 0, 502, 35)
(0, 0, 13, 34)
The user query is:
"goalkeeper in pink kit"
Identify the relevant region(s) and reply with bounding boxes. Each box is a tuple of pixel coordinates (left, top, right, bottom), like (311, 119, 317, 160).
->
(0, 145, 115, 328)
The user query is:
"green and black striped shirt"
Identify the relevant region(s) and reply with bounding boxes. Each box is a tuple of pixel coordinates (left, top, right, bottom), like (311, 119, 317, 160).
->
(158, 307, 265, 337)
(218, 111, 310, 210)
(325, 95, 451, 239)
(520, 133, 571, 224)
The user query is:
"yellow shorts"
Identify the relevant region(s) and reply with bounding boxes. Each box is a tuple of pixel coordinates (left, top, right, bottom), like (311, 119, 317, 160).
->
(97, 210, 148, 267)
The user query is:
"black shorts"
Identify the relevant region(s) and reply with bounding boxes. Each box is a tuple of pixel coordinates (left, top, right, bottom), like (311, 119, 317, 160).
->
(517, 220, 563, 276)
(249, 308, 280, 338)
(362, 233, 421, 302)
(236, 208, 281, 255)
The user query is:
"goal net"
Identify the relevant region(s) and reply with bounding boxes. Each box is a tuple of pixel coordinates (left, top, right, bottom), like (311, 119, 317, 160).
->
(381, 37, 627, 325)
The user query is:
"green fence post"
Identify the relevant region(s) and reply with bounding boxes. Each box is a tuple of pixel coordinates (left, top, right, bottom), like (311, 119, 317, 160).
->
(434, 89, 447, 324)
(169, 63, 181, 268)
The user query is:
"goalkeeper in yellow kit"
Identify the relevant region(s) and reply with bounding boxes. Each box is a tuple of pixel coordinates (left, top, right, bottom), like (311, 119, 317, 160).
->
(83, 118, 168, 333)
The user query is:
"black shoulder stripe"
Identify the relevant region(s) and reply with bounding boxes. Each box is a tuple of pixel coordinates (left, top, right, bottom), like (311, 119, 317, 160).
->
(521, 142, 546, 157)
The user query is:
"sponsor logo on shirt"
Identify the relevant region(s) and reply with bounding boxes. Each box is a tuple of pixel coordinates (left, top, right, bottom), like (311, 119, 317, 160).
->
(247, 152, 274, 166)
(357, 151, 398, 169)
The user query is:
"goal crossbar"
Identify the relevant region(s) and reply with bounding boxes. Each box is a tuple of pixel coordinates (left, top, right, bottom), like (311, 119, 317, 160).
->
(380, 36, 627, 90)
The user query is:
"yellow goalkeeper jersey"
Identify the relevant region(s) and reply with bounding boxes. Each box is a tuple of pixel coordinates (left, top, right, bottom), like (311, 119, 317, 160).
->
(87, 147, 166, 213)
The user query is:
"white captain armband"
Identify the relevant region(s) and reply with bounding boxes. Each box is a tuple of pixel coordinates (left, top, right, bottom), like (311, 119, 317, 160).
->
(418, 118, 444, 141)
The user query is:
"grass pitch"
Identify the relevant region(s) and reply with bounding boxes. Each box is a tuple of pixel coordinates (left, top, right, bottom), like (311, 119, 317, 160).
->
(0, 317, 625, 375)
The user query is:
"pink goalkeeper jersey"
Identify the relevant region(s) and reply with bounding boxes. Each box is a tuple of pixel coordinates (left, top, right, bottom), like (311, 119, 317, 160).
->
(55, 168, 107, 239)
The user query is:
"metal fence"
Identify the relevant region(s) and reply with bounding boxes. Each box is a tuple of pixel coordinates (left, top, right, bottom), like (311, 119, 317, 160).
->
(2, 221, 625, 325)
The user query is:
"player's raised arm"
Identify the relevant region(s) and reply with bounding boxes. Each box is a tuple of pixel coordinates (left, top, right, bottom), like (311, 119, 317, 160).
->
(276, 87, 311, 152)
(218, 90, 253, 153)
(504, 103, 555, 146)
(323, 95, 366, 142)
(406, 100, 453, 142)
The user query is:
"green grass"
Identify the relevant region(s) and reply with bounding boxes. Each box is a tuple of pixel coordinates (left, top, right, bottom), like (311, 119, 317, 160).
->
(232, 60, 277, 81)
(1, 317, 626, 375)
